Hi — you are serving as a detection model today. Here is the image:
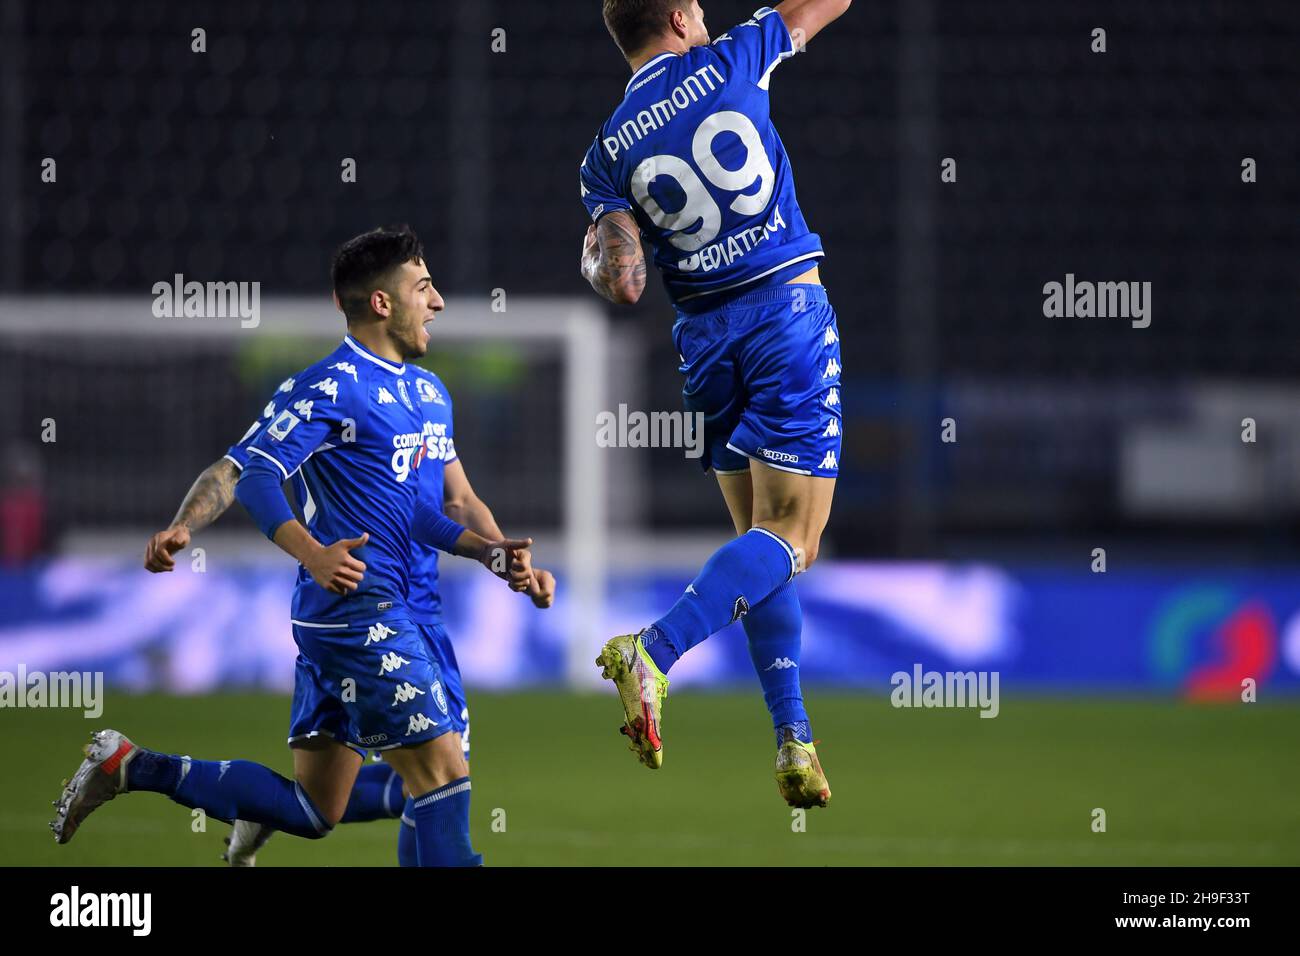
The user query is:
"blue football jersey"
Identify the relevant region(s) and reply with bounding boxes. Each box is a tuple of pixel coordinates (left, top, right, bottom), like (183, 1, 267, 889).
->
(579, 6, 822, 311)
(406, 364, 458, 624)
(223, 376, 297, 473)
(226, 359, 458, 625)
(241, 336, 430, 623)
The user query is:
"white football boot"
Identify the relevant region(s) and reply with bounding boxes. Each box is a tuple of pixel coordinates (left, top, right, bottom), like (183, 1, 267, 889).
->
(223, 820, 275, 867)
(50, 729, 140, 844)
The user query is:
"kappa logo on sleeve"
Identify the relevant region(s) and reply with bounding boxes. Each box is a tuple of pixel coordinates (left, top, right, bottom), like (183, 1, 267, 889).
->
(329, 361, 359, 381)
(311, 377, 340, 401)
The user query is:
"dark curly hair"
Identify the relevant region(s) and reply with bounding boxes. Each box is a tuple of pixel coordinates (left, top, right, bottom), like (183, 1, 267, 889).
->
(330, 224, 425, 323)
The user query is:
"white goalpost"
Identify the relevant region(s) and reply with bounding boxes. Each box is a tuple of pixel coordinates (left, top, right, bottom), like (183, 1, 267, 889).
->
(0, 293, 612, 685)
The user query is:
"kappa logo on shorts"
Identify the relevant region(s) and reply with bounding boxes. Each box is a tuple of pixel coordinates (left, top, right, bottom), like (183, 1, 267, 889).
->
(406, 713, 438, 736)
(823, 357, 841, 378)
(377, 652, 409, 676)
(819, 450, 838, 470)
(760, 447, 799, 464)
(824, 327, 839, 346)
(365, 622, 397, 646)
(823, 419, 840, 438)
(391, 682, 425, 706)
(358, 732, 388, 745)
(825, 387, 840, 407)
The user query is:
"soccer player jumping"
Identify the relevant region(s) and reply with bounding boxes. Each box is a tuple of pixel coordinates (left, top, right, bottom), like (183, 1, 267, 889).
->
(579, 1, 851, 807)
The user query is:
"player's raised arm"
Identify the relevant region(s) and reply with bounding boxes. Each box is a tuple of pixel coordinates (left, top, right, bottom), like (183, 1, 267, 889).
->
(146, 375, 300, 572)
(774, 0, 853, 47)
(143, 456, 240, 572)
(580, 209, 646, 305)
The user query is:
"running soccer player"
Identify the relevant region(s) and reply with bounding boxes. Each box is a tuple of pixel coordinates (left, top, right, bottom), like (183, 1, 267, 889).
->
(52, 226, 523, 866)
(140, 336, 554, 866)
(579, 1, 851, 807)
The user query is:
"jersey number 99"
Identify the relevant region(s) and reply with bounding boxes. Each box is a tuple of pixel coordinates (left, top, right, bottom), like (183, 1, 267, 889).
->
(630, 110, 775, 253)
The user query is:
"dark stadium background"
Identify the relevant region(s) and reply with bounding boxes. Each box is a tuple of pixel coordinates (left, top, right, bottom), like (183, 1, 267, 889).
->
(5, 0, 1296, 555)
(1, 1, 1298, 868)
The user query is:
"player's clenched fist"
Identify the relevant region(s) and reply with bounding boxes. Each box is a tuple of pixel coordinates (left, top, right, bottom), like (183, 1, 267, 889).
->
(505, 542, 536, 592)
(305, 532, 369, 595)
(143, 525, 190, 573)
(476, 536, 533, 591)
(527, 568, 556, 609)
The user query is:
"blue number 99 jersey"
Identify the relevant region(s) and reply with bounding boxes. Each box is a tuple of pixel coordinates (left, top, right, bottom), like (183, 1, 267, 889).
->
(579, 7, 823, 312)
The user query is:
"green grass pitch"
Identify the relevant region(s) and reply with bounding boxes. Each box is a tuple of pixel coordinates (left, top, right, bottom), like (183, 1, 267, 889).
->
(4, 692, 1297, 866)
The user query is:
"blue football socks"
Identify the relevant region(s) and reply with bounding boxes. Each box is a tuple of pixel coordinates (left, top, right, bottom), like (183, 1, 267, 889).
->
(741, 579, 813, 746)
(643, 527, 799, 674)
(410, 777, 481, 867)
(127, 751, 333, 840)
(340, 762, 403, 823)
(398, 801, 419, 867)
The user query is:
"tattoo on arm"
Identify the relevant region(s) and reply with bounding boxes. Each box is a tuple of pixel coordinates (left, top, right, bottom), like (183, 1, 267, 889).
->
(583, 211, 646, 304)
(169, 458, 240, 533)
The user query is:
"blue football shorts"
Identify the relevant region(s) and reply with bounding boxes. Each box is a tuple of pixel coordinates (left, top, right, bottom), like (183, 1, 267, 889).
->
(287, 613, 456, 754)
(673, 283, 842, 478)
